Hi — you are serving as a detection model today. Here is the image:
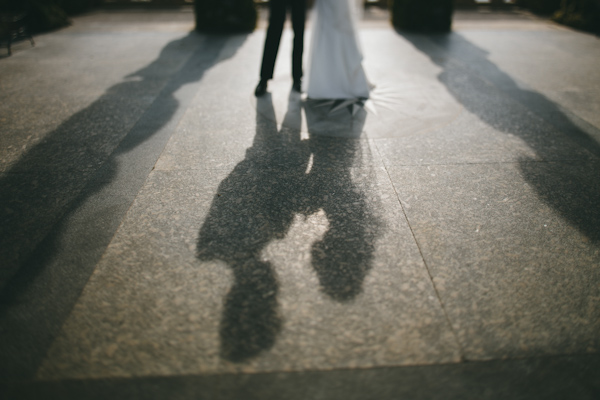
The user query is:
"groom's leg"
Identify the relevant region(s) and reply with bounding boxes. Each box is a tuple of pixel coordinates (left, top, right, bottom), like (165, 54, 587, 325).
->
(260, 0, 287, 81)
(290, 0, 306, 82)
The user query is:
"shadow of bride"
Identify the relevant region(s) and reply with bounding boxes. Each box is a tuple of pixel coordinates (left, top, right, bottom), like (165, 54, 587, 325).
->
(302, 101, 379, 302)
(196, 93, 381, 362)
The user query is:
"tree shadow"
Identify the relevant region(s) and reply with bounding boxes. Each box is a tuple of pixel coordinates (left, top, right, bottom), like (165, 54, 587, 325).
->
(401, 30, 600, 243)
(0, 32, 247, 379)
(196, 94, 381, 362)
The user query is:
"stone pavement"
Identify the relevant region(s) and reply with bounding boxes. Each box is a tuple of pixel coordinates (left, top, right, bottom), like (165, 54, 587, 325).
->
(1, 6, 599, 399)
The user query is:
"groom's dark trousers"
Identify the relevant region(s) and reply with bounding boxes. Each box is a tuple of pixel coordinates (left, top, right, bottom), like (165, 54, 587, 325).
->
(260, 0, 306, 82)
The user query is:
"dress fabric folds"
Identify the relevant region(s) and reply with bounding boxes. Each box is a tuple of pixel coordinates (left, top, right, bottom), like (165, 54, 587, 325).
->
(306, 0, 370, 99)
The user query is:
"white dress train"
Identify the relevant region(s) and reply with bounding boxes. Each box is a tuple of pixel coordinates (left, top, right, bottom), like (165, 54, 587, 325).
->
(306, 0, 370, 99)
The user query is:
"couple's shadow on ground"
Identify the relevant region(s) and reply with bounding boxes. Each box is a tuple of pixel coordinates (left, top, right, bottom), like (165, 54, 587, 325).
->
(196, 92, 381, 362)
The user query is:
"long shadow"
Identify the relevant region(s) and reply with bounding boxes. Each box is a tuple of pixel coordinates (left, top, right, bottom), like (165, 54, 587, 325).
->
(0, 32, 247, 379)
(196, 94, 381, 362)
(303, 105, 379, 302)
(401, 30, 600, 243)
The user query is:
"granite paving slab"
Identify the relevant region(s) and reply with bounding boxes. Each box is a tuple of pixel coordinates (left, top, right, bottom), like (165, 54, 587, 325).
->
(0, 191, 137, 379)
(408, 30, 600, 157)
(455, 29, 600, 131)
(0, 29, 209, 288)
(387, 161, 600, 360)
(374, 109, 529, 167)
(0, 13, 250, 379)
(37, 162, 460, 379)
(155, 93, 384, 171)
(34, 32, 466, 374)
(0, 169, 94, 285)
(0, 30, 194, 172)
(392, 33, 597, 164)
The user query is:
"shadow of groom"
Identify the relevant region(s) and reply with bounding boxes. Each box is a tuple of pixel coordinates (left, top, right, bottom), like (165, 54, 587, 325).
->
(196, 93, 381, 362)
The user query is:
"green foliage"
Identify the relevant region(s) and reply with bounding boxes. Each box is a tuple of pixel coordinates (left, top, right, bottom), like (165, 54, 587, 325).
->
(57, 0, 102, 15)
(553, 0, 600, 33)
(194, 0, 257, 33)
(29, 1, 70, 31)
(517, 0, 562, 14)
(391, 0, 453, 32)
(0, 0, 101, 32)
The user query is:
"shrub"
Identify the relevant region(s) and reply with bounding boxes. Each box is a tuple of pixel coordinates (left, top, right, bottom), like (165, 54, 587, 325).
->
(194, 0, 257, 33)
(517, 0, 562, 14)
(29, 1, 70, 31)
(553, 0, 600, 33)
(0, 0, 101, 32)
(391, 0, 453, 32)
(57, 0, 103, 15)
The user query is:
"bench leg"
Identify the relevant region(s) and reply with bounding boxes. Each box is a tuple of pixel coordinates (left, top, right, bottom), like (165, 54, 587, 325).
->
(25, 26, 35, 47)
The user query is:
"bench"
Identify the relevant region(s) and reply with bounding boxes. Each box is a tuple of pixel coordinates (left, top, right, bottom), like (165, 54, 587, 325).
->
(0, 12, 35, 56)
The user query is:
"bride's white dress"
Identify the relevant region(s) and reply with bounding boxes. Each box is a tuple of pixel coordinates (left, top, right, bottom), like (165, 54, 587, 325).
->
(306, 0, 370, 99)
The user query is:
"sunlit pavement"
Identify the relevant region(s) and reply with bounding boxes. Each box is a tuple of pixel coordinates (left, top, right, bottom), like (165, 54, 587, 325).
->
(1, 6, 599, 399)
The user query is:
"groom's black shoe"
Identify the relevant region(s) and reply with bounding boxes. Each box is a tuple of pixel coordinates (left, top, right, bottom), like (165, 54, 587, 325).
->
(292, 79, 302, 93)
(255, 79, 268, 97)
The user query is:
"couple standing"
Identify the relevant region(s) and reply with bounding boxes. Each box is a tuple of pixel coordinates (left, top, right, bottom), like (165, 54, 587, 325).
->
(255, 0, 370, 100)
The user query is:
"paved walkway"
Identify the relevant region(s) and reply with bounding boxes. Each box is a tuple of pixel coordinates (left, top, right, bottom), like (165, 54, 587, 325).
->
(1, 6, 599, 399)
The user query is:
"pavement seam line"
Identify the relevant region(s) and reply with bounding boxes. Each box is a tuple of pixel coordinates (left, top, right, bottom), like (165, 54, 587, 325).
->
(379, 156, 466, 361)
(376, 159, 593, 168)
